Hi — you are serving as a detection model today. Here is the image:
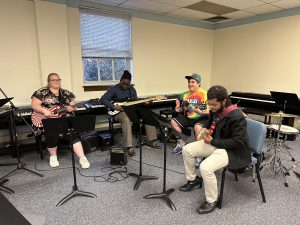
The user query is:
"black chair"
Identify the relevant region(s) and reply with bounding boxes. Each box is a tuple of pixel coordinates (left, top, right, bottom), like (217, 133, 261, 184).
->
(35, 133, 44, 160)
(108, 116, 117, 145)
(218, 118, 267, 208)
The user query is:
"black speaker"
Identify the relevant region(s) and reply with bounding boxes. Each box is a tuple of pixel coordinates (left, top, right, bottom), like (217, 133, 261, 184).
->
(110, 147, 127, 166)
(97, 131, 113, 151)
(80, 131, 98, 154)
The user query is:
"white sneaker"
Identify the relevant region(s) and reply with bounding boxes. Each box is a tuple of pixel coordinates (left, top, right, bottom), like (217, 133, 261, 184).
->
(49, 155, 59, 168)
(79, 157, 90, 169)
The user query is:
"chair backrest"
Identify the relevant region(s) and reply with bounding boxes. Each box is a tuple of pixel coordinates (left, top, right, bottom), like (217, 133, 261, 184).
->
(246, 118, 267, 154)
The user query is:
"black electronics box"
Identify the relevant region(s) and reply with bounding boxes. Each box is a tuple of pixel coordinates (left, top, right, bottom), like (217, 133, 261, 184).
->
(80, 131, 98, 154)
(97, 131, 113, 151)
(110, 147, 127, 166)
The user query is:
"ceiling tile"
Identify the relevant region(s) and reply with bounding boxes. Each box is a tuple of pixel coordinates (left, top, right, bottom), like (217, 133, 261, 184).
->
(120, 0, 178, 13)
(167, 8, 216, 20)
(151, 0, 203, 7)
(223, 10, 256, 19)
(246, 4, 283, 14)
(185, 1, 238, 15)
(208, 0, 264, 10)
(272, 0, 300, 9)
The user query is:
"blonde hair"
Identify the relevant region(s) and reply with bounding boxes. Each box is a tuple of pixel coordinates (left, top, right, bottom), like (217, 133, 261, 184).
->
(47, 73, 60, 88)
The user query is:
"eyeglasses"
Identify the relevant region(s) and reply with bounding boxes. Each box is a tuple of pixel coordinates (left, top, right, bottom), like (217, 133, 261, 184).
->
(50, 79, 61, 82)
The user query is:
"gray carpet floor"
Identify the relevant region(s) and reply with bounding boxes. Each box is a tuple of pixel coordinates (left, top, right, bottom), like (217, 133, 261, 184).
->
(0, 134, 299, 225)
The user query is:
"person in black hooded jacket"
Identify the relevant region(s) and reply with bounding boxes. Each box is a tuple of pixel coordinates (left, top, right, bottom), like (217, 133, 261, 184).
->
(179, 85, 251, 214)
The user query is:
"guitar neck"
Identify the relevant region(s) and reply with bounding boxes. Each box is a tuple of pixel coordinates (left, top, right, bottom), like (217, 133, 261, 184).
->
(123, 97, 155, 106)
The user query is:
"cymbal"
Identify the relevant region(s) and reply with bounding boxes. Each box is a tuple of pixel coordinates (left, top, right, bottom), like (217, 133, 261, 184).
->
(266, 112, 297, 118)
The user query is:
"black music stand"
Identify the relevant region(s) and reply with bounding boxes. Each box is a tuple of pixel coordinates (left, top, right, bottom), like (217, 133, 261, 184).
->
(123, 105, 158, 190)
(0, 92, 44, 187)
(134, 107, 176, 211)
(0, 97, 14, 108)
(42, 116, 97, 206)
(0, 97, 16, 167)
(0, 98, 15, 167)
(270, 91, 300, 113)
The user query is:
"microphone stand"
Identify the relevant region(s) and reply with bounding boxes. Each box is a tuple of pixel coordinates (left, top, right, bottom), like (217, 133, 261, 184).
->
(0, 88, 43, 182)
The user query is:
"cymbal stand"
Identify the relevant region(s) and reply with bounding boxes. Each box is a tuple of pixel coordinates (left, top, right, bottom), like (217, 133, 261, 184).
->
(260, 115, 292, 187)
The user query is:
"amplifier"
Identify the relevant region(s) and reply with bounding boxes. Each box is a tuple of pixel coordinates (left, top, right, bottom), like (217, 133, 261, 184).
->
(110, 147, 127, 166)
(80, 131, 98, 154)
(97, 131, 113, 151)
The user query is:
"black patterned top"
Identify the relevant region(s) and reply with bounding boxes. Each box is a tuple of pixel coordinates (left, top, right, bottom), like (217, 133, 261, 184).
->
(31, 87, 75, 109)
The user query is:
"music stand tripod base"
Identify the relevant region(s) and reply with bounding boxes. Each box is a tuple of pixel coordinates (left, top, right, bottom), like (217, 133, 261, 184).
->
(57, 185, 96, 206)
(128, 172, 158, 191)
(144, 188, 176, 211)
(0, 179, 14, 194)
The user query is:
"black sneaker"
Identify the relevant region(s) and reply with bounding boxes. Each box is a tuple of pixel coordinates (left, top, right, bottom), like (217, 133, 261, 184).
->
(197, 200, 218, 214)
(179, 176, 202, 192)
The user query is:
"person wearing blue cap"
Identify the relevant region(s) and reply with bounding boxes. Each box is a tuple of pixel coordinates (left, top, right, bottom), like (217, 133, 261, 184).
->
(171, 73, 209, 155)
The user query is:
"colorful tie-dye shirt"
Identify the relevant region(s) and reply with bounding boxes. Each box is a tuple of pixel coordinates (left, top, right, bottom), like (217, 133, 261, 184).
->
(178, 87, 208, 119)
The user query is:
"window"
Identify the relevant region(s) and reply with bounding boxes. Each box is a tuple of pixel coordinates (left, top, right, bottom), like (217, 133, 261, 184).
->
(80, 8, 132, 85)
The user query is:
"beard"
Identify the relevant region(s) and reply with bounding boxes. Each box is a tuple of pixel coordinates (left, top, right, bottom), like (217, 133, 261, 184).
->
(216, 103, 226, 114)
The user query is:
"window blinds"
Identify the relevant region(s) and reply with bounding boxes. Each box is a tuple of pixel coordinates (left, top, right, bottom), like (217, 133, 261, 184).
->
(80, 8, 132, 58)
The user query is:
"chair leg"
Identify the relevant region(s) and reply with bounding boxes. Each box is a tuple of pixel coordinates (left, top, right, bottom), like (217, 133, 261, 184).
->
(234, 173, 238, 182)
(108, 117, 115, 145)
(218, 168, 227, 209)
(35, 135, 44, 160)
(255, 163, 266, 203)
(252, 166, 256, 182)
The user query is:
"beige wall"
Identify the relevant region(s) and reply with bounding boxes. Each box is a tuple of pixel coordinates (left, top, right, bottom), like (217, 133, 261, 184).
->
(34, 1, 72, 91)
(131, 18, 213, 96)
(0, 0, 213, 105)
(211, 15, 300, 96)
(1, 0, 300, 106)
(0, 0, 41, 105)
